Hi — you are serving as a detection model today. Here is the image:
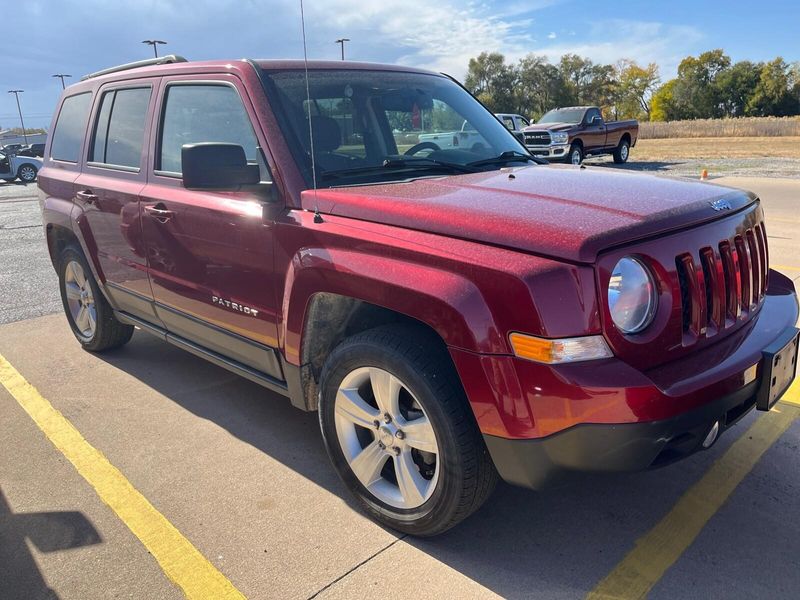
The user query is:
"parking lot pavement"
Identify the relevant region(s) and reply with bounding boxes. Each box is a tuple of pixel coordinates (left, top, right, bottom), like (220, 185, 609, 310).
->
(0, 182, 61, 324)
(0, 176, 798, 599)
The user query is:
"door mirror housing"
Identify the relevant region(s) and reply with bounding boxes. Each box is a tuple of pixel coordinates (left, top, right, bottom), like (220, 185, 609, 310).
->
(590, 115, 603, 126)
(181, 143, 261, 189)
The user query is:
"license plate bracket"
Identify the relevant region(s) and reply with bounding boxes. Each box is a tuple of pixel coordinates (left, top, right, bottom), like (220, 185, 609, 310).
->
(756, 328, 800, 411)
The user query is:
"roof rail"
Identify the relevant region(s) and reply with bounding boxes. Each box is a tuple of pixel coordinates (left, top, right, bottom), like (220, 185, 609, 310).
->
(80, 55, 188, 81)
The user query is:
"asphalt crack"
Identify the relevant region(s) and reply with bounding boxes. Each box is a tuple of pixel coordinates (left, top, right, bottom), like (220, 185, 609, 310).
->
(305, 534, 408, 599)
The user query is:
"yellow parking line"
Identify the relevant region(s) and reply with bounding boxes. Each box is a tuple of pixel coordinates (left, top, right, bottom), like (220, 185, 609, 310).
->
(0, 353, 245, 600)
(771, 264, 800, 273)
(587, 380, 800, 600)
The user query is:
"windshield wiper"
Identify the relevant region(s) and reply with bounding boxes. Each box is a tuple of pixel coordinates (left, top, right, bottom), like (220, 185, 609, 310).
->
(381, 156, 479, 174)
(320, 156, 478, 180)
(467, 150, 544, 168)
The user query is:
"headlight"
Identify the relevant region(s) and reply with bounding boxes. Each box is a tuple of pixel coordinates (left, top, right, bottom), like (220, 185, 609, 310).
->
(608, 257, 657, 334)
(551, 132, 569, 144)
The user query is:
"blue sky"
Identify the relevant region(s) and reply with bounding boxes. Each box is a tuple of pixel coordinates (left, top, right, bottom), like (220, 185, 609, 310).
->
(2, 0, 798, 128)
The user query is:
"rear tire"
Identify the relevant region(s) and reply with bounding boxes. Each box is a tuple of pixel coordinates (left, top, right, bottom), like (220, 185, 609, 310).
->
(17, 164, 38, 182)
(613, 138, 630, 164)
(58, 246, 134, 352)
(318, 324, 498, 536)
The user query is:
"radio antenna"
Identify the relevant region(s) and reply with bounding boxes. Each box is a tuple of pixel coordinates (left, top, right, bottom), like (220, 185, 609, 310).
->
(299, 0, 319, 202)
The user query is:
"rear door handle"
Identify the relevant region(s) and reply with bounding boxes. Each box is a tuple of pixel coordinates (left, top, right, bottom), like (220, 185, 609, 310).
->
(76, 190, 98, 204)
(144, 203, 175, 223)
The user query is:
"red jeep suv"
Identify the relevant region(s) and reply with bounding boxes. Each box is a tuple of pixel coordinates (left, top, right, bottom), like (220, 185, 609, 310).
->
(39, 56, 799, 536)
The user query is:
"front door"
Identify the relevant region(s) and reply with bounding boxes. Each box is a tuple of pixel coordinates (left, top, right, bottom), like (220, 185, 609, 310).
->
(73, 80, 158, 322)
(580, 108, 607, 153)
(140, 76, 282, 379)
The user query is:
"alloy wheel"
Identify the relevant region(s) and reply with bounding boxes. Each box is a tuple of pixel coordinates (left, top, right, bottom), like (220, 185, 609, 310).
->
(334, 366, 439, 509)
(19, 166, 36, 182)
(64, 260, 96, 339)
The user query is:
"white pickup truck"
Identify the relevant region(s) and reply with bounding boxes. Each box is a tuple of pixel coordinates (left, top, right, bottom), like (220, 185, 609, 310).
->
(417, 120, 488, 152)
(417, 113, 529, 151)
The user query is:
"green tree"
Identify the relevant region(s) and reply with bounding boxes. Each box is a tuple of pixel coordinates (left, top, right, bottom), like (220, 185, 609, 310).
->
(716, 60, 761, 116)
(746, 58, 798, 116)
(614, 60, 661, 120)
(515, 54, 566, 119)
(672, 49, 731, 118)
(465, 52, 517, 112)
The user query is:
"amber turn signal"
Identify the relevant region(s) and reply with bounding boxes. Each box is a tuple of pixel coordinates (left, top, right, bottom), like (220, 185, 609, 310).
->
(509, 332, 613, 364)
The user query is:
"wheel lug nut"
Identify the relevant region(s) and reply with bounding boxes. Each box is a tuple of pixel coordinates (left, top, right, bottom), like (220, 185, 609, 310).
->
(395, 430, 405, 440)
(373, 419, 381, 429)
(383, 413, 392, 424)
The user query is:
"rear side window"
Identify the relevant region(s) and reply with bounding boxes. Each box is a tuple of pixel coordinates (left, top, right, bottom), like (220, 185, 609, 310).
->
(158, 84, 257, 173)
(50, 93, 92, 162)
(90, 87, 151, 169)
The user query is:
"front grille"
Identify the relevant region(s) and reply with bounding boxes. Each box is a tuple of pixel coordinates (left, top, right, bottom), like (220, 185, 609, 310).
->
(525, 131, 551, 145)
(675, 221, 769, 342)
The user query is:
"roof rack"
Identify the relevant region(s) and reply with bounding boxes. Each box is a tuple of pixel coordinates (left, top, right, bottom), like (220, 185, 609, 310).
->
(80, 55, 188, 81)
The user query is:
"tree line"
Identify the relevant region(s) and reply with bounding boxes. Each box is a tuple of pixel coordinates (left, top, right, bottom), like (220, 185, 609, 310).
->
(464, 50, 800, 122)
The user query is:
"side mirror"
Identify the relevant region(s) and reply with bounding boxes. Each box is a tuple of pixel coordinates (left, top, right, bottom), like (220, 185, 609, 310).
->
(591, 115, 603, 125)
(181, 143, 261, 190)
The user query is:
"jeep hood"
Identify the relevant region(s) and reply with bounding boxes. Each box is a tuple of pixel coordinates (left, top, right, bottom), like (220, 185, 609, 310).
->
(301, 165, 756, 263)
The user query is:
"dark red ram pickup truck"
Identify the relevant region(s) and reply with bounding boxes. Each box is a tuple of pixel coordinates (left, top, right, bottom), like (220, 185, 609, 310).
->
(39, 57, 798, 536)
(523, 105, 638, 165)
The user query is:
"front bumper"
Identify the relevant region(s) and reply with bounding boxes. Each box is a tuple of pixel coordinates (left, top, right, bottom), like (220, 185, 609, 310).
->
(451, 271, 799, 489)
(484, 377, 760, 489)
(526, 143, 569, 159)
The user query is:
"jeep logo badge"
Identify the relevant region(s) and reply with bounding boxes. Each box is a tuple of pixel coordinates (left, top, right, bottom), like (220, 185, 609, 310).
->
(710, 199, 733, 211)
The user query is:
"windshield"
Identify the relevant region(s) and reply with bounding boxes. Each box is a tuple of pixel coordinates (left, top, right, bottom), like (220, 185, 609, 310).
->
(538, 108, 586, 124)
(260, 68, 529, 187)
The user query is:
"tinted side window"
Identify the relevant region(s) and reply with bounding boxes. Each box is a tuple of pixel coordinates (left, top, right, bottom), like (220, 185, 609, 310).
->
(502, 116, 514, 130)
(91, 88, 151, 168)
(50, 93, 92, 162)
(586, 108, 601, 124)
(159, 84, 257, 173)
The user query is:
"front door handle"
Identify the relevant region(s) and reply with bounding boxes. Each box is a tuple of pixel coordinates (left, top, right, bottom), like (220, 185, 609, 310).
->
(76, 190, 98, 204)
(144, 203, 175, 223)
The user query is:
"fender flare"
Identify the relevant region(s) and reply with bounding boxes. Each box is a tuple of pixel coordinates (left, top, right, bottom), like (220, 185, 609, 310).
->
(280, 246, 507, 365)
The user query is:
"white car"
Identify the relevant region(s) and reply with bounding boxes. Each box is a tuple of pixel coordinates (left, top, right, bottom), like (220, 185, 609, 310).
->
(417, 120, 488, 152)
(0, 150, 41, 183)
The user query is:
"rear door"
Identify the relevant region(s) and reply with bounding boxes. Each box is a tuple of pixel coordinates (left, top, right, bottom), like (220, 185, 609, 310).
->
(73, 80, 159, 322)
(140, 75, 283, 380)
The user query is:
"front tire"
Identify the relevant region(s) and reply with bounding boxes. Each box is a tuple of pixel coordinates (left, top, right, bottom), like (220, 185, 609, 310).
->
(17, 164, 38, 182)
(58, 246, 134, 351)
(318, 325, 497, 536)
(613, 138, 630, 164)
(568, 143, 583, 165)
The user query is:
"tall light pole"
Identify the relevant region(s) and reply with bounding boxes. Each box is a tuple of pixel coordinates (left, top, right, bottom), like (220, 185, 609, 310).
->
(7, 90, 28, 145)
(52, 74, 72, 89)
(141, 40, 167, 58)
(335, 38, 350, 61)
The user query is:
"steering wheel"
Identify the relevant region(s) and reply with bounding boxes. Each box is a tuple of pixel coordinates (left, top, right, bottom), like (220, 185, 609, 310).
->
(404, 141, 441, 156)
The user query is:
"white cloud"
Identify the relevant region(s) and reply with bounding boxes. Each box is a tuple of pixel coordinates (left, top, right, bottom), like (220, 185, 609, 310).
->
(298, 0, 540, 77)
(547, 31, 557, 39)
(532, 20, 704, 77)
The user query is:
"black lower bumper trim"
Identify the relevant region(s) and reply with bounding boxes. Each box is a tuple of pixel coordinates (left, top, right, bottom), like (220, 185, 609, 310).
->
(484, 381, 758, 490)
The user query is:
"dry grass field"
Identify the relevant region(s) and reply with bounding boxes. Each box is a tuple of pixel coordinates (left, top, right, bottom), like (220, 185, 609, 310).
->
(634, 137, 800, 160)
(640, 117, 800, 139)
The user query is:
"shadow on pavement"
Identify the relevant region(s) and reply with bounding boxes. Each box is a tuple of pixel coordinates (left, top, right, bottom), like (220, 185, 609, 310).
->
(94, 333, 748, 598)
(589, 159, 684, 172)
(0, 488, 102, 600)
